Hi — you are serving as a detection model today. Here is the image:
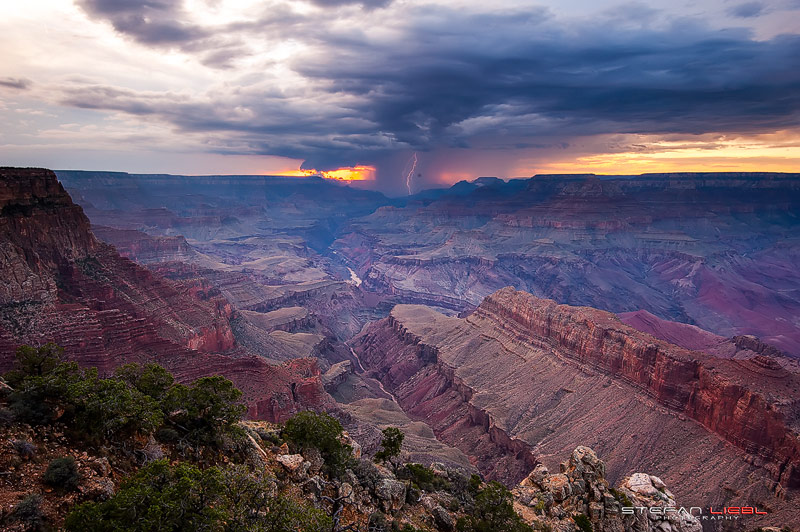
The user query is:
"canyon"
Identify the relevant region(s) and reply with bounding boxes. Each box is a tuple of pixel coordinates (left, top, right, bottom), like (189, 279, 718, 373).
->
(57, 170, 800, 357)
(3, 167, 800, 528)
(0, 167, 330, 422)
(351, 288, 800, 527)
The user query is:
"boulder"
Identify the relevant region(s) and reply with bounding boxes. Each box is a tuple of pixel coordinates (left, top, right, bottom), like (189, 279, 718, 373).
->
(541, 474, 571, 502)
(431, 504, 455, 531)
(376, 478, 406, 512)
(277, 454, 305, 472)
(521, 464, 549, 488)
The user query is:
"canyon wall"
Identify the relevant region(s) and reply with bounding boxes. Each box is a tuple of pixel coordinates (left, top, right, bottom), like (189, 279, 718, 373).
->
(336, 173, 800, 356)
(352, 287, 800, 521)
(0, 168, 329, 421)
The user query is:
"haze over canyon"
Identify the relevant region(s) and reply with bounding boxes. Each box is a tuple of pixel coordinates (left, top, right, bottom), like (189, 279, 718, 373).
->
(1, 166, 799, 530)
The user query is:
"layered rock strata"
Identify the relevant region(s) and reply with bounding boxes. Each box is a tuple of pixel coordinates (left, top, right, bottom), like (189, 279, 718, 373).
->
(0, 167, 329, 421)
(352, 287, 800, 524)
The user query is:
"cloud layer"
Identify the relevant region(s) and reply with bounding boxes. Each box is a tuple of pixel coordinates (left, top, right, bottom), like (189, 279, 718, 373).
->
(2, 0, 799, 193)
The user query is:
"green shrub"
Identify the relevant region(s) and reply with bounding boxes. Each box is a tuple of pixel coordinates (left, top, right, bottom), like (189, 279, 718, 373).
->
(368, 512, 389, 532)
(114, 363, 174, 401)
(609, 488, 633, 508)
(11, 494, 44, 529)
(163, 376, 247, 450)
(397, 463, 450, 492)
(8, 361, 82, 425)
(68, 369, 164, 443)
(4, 343, 64, 387)
(5, 346, 248, 455)
(66, 460, 331, 532)
(283, 411, 352, 476)
(353, 458, 382, 491)
(572, 514, 592, 532)
(457, 481, 533, 532)
(43, 457, 80, 491)
(468, 474, 482, 494)
(156, 427, 179, 443)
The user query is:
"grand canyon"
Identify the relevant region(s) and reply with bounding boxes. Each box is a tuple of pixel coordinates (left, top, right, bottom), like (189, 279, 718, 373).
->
(1, 165, 799, 530)
(2, 0, 799, 529)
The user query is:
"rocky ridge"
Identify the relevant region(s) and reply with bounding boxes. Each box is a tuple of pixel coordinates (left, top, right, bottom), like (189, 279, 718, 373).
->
(352, 287, 800, 527)
(0, 167, 329, 421)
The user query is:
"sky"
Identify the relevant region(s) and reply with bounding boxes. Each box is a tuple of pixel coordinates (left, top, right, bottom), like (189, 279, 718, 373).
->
(0, 0, 798, 195)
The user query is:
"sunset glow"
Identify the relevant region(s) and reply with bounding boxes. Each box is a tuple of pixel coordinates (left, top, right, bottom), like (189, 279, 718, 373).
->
(280, 165, 376, 182)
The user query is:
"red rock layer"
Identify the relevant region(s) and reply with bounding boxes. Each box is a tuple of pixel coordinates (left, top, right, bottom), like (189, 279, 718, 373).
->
(354, 313, 538, 483)
(475, 288, 800, 488)
(352, 288, 800, 521)
(0, 168, 329, 421)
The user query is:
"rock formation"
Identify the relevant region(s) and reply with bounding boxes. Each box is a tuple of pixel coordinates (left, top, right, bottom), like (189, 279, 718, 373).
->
(335, 173, 800, 356)
(0, 167, 329, 421)
(352, 287, 800, 525)
(514, 446, 702, 532)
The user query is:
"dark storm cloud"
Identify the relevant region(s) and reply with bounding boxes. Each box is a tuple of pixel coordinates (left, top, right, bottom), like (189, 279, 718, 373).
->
(287, 9, 800, 168)
(0, 77, 32, 90)
(77, 0, 209, 46)
(62, 4, 800, 176)
(727, 1, 767, 18)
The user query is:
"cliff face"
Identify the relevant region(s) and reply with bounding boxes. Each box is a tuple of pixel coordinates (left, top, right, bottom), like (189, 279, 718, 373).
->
(476, 288, 800, 488)
(336, 173, 800, 357)
(352, 287, 800, 524)
(0, 168, 329, 421)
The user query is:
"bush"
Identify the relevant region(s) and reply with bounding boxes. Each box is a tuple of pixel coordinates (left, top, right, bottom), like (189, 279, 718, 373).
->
(0, 407, 13, 426)
(609, 488, 632, 508)
(156, 427, 179, 443)
(12, 439, 37, 459)
(68, 369, 164, 443)
(114, 363, 174, 401)
(353, 458, 382, 491)
(283, 411, 352, 476)
(163, 376, 247, 450)
(11, 494, 44, 528)
(368, 512, 389, 532)
(572, 514, 592, 532)
(456, 481, 532, 532)
(43, 457, 80, 491)
(8, 361, 82, 425)
(448, 471, 477, 504)
(4, 343, 64, 387)
(66, 460, 331, 532)
(397, 463, 450, 492)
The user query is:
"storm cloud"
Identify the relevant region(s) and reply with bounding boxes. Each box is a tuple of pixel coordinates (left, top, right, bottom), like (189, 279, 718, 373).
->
(64, 4, 800, 169)
(3, 0, 799, 192)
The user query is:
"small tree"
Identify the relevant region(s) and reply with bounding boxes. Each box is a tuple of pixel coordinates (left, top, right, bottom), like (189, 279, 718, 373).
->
(374, 427, 404, 469)
(164, 375, 247, 450)
(283, 411, 352, 477)
(68, 369, 164, 443)
(4, 343, 64, 386)
(114, 363, 174, 401)
(11, 494, 44, 529)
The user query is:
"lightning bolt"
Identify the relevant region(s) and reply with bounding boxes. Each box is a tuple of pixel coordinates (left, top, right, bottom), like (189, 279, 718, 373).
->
(404, 152, 418, 195)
